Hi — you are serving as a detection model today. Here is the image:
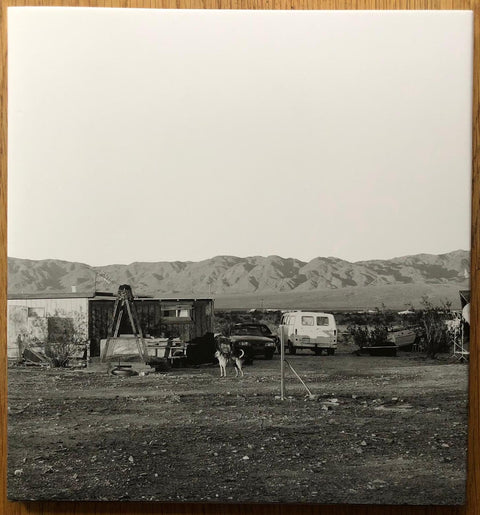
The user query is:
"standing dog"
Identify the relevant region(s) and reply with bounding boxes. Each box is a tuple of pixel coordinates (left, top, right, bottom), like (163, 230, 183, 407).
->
(214, 337, 245, 378)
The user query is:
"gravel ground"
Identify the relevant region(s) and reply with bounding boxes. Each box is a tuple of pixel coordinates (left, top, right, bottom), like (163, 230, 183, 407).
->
(7, 349, 468, 504)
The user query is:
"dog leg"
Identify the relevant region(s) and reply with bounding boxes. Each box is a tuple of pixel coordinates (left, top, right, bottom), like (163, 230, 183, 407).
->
(234, 360, 244, 378)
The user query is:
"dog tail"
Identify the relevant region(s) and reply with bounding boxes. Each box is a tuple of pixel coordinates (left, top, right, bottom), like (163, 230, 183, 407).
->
(239, 349, 245, 359)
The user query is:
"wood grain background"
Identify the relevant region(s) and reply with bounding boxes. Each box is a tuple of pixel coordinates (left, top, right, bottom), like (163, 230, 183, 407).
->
(0, 1, 478, 514)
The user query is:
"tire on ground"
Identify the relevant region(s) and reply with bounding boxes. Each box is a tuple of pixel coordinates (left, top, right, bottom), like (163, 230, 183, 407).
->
(288, 341, 296, 355)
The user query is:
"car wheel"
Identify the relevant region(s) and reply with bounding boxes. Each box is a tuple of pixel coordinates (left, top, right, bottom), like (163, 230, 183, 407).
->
(314, 349, 322, 356)
(275, 338, 281, 354)
(242, 350, 254, 365)
(327, 349, 335, 356)
(288, 341, 296, 355)
(265, 350, 274, 360)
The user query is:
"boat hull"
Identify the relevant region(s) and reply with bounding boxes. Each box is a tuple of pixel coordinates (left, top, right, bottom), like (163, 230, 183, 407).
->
(387, 329, 417, 349)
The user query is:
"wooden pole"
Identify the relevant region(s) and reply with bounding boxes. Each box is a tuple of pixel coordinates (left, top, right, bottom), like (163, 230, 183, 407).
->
(280, 326, 285, 400)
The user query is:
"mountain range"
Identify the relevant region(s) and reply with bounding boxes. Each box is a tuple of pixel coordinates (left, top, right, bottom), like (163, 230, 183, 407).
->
(8, 250, 470, 309)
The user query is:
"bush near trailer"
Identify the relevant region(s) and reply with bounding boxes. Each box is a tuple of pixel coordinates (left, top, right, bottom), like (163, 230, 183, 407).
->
(408, 297, 455, 358)
(346, 299, 456, 358)
(347, 305, 391, 349)
(18, 309, 89, 368)
(349, 324, 389, 349)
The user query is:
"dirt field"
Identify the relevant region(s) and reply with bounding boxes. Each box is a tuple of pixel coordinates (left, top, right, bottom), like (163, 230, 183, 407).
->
(7, 349, 468, 505)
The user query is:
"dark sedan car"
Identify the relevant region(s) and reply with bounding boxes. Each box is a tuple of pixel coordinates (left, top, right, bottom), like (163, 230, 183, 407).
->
(228, 323, 278, 361)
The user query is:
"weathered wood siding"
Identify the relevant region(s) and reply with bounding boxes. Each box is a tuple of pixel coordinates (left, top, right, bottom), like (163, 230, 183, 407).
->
(134, 300, 163, 337)
(87, 298, 214, 357)
(7, 298, 89, 359)
(88, 300, 115, 358)
(89, 299, 163, 357)
(192, 299, 214, 339)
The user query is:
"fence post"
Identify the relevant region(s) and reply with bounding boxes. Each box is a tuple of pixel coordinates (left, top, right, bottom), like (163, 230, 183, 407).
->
(280, 327, 285, 400)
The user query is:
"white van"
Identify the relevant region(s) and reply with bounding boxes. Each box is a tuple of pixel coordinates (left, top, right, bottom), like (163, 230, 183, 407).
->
(279, 311, 337, 355)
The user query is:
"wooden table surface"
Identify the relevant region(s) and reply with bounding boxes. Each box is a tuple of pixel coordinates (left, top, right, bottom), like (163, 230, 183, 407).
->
(1, 1, 478, 514)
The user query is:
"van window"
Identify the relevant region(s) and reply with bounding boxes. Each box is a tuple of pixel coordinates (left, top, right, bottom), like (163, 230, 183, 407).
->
(301, 316, 314, 326)
(317, 316, 329, 326)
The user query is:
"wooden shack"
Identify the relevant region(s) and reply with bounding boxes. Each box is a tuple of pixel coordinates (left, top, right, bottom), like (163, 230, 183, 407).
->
(89, 296, 215, 357)
(8, 291, 215, 360)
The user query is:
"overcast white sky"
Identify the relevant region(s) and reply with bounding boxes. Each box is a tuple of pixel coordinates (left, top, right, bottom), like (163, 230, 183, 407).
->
(8, 8, 473, 266)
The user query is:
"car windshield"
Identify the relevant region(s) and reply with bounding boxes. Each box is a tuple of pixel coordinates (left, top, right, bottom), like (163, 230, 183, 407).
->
(231, 325, 268, 336)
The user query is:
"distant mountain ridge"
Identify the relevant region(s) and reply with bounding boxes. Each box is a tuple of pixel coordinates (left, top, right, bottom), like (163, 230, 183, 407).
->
(8, 251, 470, 306)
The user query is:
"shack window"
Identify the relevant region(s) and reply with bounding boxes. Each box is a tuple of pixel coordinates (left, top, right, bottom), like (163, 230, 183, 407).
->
(28, 307, 45, 318)
(162, 308, 192, 318)
(317, 316, 329, 326)
(301, 316, 314, 326)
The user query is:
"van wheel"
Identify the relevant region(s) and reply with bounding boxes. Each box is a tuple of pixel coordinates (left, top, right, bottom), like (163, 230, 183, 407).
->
(288, 341, 296, 355)
(327, 349, 335, 356)
(314, 349, 322, 355)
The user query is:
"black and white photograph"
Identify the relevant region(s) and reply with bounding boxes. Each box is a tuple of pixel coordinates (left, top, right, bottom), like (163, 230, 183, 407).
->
(7, 7, 473, 504)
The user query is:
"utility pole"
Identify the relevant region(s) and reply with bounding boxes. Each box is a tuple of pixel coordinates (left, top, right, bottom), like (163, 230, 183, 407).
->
(280, 326, 285, 400)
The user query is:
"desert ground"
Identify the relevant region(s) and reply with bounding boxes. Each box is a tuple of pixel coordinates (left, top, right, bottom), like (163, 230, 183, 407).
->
(7, 347, 468, 505)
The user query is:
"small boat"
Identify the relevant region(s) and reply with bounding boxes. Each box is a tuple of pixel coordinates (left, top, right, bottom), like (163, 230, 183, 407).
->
(387, 328, 417, 350)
